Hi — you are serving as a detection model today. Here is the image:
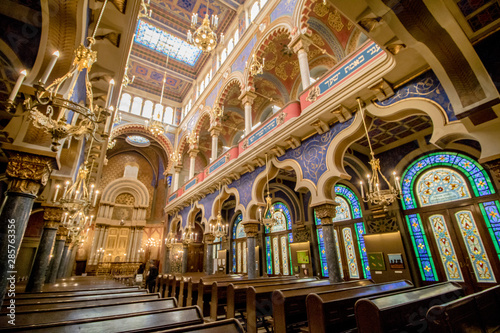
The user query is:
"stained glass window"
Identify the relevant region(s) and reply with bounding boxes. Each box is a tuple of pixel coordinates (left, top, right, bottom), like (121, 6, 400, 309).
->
(237, 242, 242, 273)
(343, 228, 359, 279)
(401, 152, 494, 210)
(334, 229, 344, 279)
(232, 241, 236, 272)
(135, 20, 202, 66)
(232, 214, 244, 239)
(126, 135, 150, 146)
(281, 235, 289, 275)
(316, 229, 329, 277)
(479, 200, 500, 261)
(455, 210, 496, 283)
(242, 241, 247, 273)
(273, 236, 280, 275)
(266, 236, 272, 274)
(355, 222, 371, 278)
(265, 202, 292, 233)
(118, 93, 131, 112)
(416, 168, 471, 207)
(316, 185, 362, 225)
(251, 2, 260, 21)
(333, 197, 351, 222)
(405, 214, 438, 281)
(428, 214, 464, 282)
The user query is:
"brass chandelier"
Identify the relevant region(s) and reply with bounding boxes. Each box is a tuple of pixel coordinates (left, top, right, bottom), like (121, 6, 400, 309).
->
(247, 53, 265, 77)
(187, 0, 220, 52)
(209, 183, 228, 239)
(259, 154, 279, 228)
(357, 98, 401, 209)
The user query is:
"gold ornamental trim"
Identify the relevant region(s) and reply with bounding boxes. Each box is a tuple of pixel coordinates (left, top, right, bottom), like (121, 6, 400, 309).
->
(314, 204, 338, 225)
(6, 153, 54, 195)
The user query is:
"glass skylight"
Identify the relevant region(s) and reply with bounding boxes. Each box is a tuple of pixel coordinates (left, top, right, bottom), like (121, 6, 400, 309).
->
(135, 20, 202, 66)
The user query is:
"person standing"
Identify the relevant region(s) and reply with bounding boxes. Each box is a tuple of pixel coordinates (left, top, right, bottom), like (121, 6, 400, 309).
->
(146, 260, 158, 293)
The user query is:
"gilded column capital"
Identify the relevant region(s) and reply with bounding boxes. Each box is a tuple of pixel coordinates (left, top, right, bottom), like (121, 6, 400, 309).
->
(188, 149, 199, 158)
(240, 91, 257, 105)
(43, 206, 63, 223)
(209, 126, 222, 137)
(242, 220, 260, 237)
(288, 31, 313, 54)
(6, 153, 54, 195)
(314, 203, 338, 226)
(204, 233, 215, 244)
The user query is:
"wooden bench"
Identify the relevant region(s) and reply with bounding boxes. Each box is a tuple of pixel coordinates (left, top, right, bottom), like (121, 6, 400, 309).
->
(154, 318, 245, 333)
(0, 298, 177, 329)
(355, 282, 464, 333)
(6, 287, 140, 300)
(5, 293, 161, 313)
(1, 305, 204, 333)
(305, 280, 413, 333)
(197, 275, 245, 316)
(154, 275, 162, 293)
(2, 290, 149, 307)
(272, 279, 375, 333)
(210, 276, 298, 321)
(426, 285, 500, 333)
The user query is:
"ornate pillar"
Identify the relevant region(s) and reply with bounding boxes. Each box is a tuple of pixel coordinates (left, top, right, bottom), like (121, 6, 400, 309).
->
(57, 238, 71, 278)
(204, 233, 215, 275)
(173, 165, 182, 191)
(0, 152, 53, 303)
(163, 243, 172, 274)
(181, 241, 189, 273)
(210, 127, 221, 162)
(46, 226, 67, 283)
(188, 149, 199, 180)
(64, 241, 79, 277)
(243, 220, 260, 279)
(289, 33, 312, 90)
(314, 203, 343, 283)
(240, 92, 256, 135)
(25, 206, 62, 292)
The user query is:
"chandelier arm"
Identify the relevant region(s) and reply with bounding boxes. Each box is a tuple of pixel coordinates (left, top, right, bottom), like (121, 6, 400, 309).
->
(91, 0, 109, 40)
(357, 98, 375, 155)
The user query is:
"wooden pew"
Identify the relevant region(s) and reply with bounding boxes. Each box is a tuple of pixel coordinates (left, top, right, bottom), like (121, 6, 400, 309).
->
(226, 277, 318, 321)
(272, 279, 375, 333)
(3, 290, 149, 307)
(305, 280, 413, 333)
(6, 287, 140, 300)
(154, 318, 245, 333)
(2, 305, 204, 333)
(154, 275, 162, 293)
(0, 298, 177, 329)
(5, 293, 161, 313)
(426, 285, 500, 333)
(210, 276, 298, 321)
(355, 282, 464, 333)
(197, 275, 245, 316)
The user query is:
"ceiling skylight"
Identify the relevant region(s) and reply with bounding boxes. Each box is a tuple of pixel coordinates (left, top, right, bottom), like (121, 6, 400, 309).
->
(135, 20, 202, 67)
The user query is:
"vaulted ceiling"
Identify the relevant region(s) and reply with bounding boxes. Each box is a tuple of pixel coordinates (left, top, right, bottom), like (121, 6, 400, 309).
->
(127, 0, 241, 102)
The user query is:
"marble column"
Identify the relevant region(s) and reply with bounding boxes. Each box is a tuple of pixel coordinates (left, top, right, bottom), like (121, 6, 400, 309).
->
(289, 34, 312, 90)
(188, 149, 199, 180)
(240, 92, 256, 136)
(65, 242, 79, 277)
(173, 166, 182, 191)
(243, 220, 260, 279)
(25, 206, 62, 292)
(315, 204, 343, 283)
(181, 242, 189, 273)
(204, 233, 215, 275)
(46, 228, 67, 283)
(0, 153, 54, 303)
(57, 239, 71, 278)
(210, 130, 220, 162)
(163, 243, 172, 274)
(88, 226, 102, 266)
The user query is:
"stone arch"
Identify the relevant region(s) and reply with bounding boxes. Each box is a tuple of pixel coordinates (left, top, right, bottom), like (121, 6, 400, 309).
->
(217, 75, 245, 106)
(269, 182, 302, 223)
(246, 159, 280, 221)
(101, 178, 149, 206)
(192, 106, 212, 139)
(292, 0, 315, 31)
(209, 185, 246, 222)
(272, 156, 318, 202)
(188, 201, 207, 227)
(169, 214, 182, 234)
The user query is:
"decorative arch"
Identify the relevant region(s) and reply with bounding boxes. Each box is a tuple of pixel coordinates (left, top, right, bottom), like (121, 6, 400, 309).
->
(307, 17, 344, 61)
(400, 151, 495, 210)
(192, 105, 212, 138)
(100, 178, 149, 206)
(292, 0, 316, 31)
(187, 201, 207, 226)
(217, 75, 245, 106)
(209, 185, 245, 222)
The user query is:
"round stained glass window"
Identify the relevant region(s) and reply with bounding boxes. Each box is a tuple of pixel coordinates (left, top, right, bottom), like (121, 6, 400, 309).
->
(126, 135, 151, 147)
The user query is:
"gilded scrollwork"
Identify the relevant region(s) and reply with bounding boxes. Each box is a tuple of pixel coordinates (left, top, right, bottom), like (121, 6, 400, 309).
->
(43, 207, 64, 223)
(6, 153, 54, 195)
(306, 86, 320, 103)
(314, 204, 338, 225)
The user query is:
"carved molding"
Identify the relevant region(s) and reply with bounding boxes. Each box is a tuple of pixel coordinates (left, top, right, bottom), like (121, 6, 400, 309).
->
(314, 204, 338, 225)
(43, 206, 63, 222)
(242, 221, 260, 237)
(6, 153, 54, 195)
(204, 233, 215, 244)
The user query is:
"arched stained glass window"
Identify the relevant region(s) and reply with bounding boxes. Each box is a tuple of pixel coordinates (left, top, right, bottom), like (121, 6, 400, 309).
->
(142, 100, 153, 118)
(118, 93, 131, 112)
(131, 97, 143, 115)
(264, 202, 292, 233)
(416, 168, 471, 207)
(232, 213, 246, 273)
(343, 227, 359, 278)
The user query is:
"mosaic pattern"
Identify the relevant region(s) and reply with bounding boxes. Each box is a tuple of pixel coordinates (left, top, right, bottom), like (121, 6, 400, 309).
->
(428, 214, 464, 282)
(375, 71, 457, 122)
(355, 222, 371, 279)
(273, 236, 281, 275)
(401, 152, 495, 210)
(265, 202, 292, 233)
(317, 229, 329, 277)
(232, 214, 245, 239)
(232, 241, 236, 272)
(343, 228, 359, 279)
(455, 210, 496, 283)
(405, 214, 438, 281)
(416, 168, 471, 207)
(266, 236, 272, 274)
(479, 201, 500, 261)
(278, 117, 354, 184)
(281, 235, 289, 275)
(135, 20, 202, 66)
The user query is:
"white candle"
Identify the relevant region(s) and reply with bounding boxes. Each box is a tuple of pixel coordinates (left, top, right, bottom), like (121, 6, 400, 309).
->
(63, 212, 68, 224)
(89, 215, 94, 226)
(63, 180, 70, 198)
(53, 184, 60, 202)
(89, 184, 95, 201)
(8, 69, 27, 103)
(396, 177, 401, 191)
(40, 51, 60, 85)
(367, 174, 372, 192)
(105, 79, 115, 109)
(75, 190, 80, 200)
(104, 106, 114, 135)
(359, 181, 364, 198)
(93, 190, 99, 207)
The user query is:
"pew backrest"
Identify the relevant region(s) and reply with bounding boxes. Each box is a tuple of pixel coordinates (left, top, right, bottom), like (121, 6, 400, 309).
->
(6, 287, 140, 299)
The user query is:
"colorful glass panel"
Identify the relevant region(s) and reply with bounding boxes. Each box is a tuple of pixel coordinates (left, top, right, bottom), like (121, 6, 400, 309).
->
(335, 185, 363, 218)
(416, 168, 471, 207)
(281, 236, 289, 275)
(334, 229, 344, 279)
(237, 242, 242, 273)
(266, 236, 272, 274)
(355, 222, 371, 278)
(455, 210, 496, 283)
(479, 200, 500, 261)
(242, 241, 247, 274)
(405, 214, 438, 281)
(232, 241, 236, 272)
(317, 229, 329, 277)
(332, 197, 351, 222)
(235, 222, 246, 239)
(135, 20, 202, 66)
(428, 214, 464, 282)
(273, 236, 280, 275)
(265, 202, 292, 233)
(401, 152, 494, 210)
(343, 228, 359, 279)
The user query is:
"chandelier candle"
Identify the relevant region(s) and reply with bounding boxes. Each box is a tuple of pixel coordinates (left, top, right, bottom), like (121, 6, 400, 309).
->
(105, 79, 115, 109)
(53, 185, 60, 202)
(40, 51, 60, 85)
(8, 70, 27, 103)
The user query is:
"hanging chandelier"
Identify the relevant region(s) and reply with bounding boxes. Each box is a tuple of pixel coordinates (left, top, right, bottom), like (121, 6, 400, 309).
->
(18, 1, 114, 152)
(146, 112, 165, 136)
(182, 225, 197, 244)
(357, 98, 401, 209)
(139, 0, 152, 18)
(186, 130, 199, 148)
(247, 53, 265, 77)
(209, 183, 228, 239)
(186, 0, 220, 52)
(259, 154, 279, 228)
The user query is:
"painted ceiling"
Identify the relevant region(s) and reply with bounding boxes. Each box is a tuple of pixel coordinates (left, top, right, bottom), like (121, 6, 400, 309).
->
(127, 0, 240, 102)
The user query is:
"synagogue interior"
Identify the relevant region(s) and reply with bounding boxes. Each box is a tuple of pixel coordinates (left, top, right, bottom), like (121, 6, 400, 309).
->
(0, 0, 500, 331)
